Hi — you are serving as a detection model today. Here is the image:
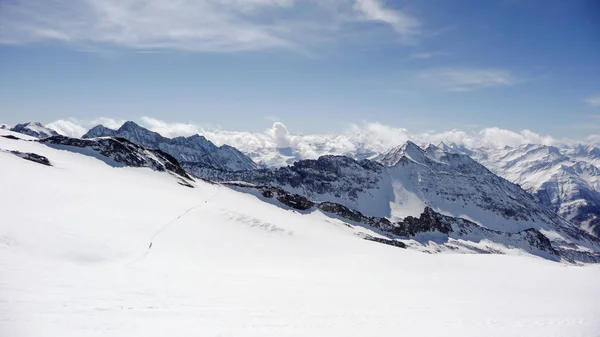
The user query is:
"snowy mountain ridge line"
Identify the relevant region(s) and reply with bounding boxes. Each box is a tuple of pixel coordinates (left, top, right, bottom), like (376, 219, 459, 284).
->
(7, 118, 600, 168)
(0, 130, 194, 186)
(10, 122, 59, 139)
(81, 121, 258, 172)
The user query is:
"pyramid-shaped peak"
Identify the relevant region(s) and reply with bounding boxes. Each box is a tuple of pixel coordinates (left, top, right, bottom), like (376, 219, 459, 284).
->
(118, 121, 144, 131)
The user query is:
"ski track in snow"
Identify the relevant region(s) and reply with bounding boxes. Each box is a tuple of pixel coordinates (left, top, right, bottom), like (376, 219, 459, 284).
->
(127, 186, 222, 267)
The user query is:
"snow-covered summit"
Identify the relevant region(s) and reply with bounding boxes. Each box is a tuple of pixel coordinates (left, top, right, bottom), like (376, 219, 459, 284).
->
(379, 141, 429, 166)
(10, 122, 59, 138)
(83, 124, 117, 138)
(82, 121, 258, 172)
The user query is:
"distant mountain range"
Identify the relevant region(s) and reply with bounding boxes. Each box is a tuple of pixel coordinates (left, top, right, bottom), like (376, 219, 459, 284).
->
(5, 120, 600, 262)
(82, 121, 258, 172)
(470, 144, 600, 237)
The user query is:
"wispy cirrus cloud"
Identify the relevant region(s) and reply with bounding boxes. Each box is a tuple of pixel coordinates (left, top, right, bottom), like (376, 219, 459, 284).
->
(585, 94, 600, 107)
(408, 51, 449, 59)
(418, 68, 519, 91)
(0, 0, 421, 53)
(353, 0, 420, 38)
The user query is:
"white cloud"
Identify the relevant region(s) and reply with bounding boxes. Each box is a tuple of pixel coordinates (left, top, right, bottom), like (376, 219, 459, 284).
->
(88, 117, 127, 130)
(266, 122, 293, 148)
(44, 117, 126, 137)
(0, 0, 421, 52)
(585, 94, 600, 107)
(418, 68, 518, 91)
(45, 119, 88, 138)
(586, 134, 600, 145)
(353, 0, 420, 38)
(139, 116, 200, 138)
(476, 128, 555, 148)
(409, 52, 448, 59)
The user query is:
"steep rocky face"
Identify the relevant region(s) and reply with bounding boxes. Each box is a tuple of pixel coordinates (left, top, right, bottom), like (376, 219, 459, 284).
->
(191, 155, 392, 216)
(379, 142, 565, 232)
(471, 144, 600, 237)
(40, 135, 193, 183)
(11, 122, 59, 139)
(82, 121, 258, 172)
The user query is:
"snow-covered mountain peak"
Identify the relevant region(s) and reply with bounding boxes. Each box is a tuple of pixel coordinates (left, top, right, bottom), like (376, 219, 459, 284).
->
(424, 143, 446, 161)
(118, 120, 143, 131)
(379, 141, 429, 166)
(10, 122, 59, 139)
(83, 125, 117, 138)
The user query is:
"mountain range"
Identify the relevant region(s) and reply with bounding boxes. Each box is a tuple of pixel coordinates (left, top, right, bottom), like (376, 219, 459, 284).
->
(3, 125, 597, 336)
(4, 121, 600, 263)
(81, 121, 258, 172)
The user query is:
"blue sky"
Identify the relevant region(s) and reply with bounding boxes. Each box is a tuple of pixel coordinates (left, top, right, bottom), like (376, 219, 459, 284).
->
(0, 0, 599, 138)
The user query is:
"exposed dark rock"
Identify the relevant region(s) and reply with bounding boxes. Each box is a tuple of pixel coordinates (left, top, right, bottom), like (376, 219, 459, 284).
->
(10, 151, 51, 166)
(359, 233, 407, 249)
(40, 135, 193, 182)
(221, 182, 599, 263)
(225, 182, 314, 210)
(401, 207, 453, 236)
(191, 155, 386, 207)
(317, 202, 396, 232)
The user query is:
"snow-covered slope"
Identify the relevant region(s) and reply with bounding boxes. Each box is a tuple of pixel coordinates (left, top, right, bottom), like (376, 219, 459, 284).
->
(1, 129, 600, 337)
(472, 144, 600, 237)
(82, 121, 258, 171)
(10, 122, 59, 138)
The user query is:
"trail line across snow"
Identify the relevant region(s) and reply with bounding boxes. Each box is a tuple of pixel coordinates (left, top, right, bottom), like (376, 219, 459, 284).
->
(126, 184, 222, 267)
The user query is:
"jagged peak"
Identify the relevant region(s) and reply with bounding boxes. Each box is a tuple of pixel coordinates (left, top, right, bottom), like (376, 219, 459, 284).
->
(117, 120, 145, 132)
(424, 143, 440, 151)
(401, 140, 425, 153)
(13, 121, 45, 129)
(380, 140, 429, 167)
(186, 134, 210, 143)
(82, 124, 118, 139)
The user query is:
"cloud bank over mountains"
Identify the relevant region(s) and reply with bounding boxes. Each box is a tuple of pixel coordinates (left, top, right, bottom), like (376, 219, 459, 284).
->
(40, 117, 598, 162)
